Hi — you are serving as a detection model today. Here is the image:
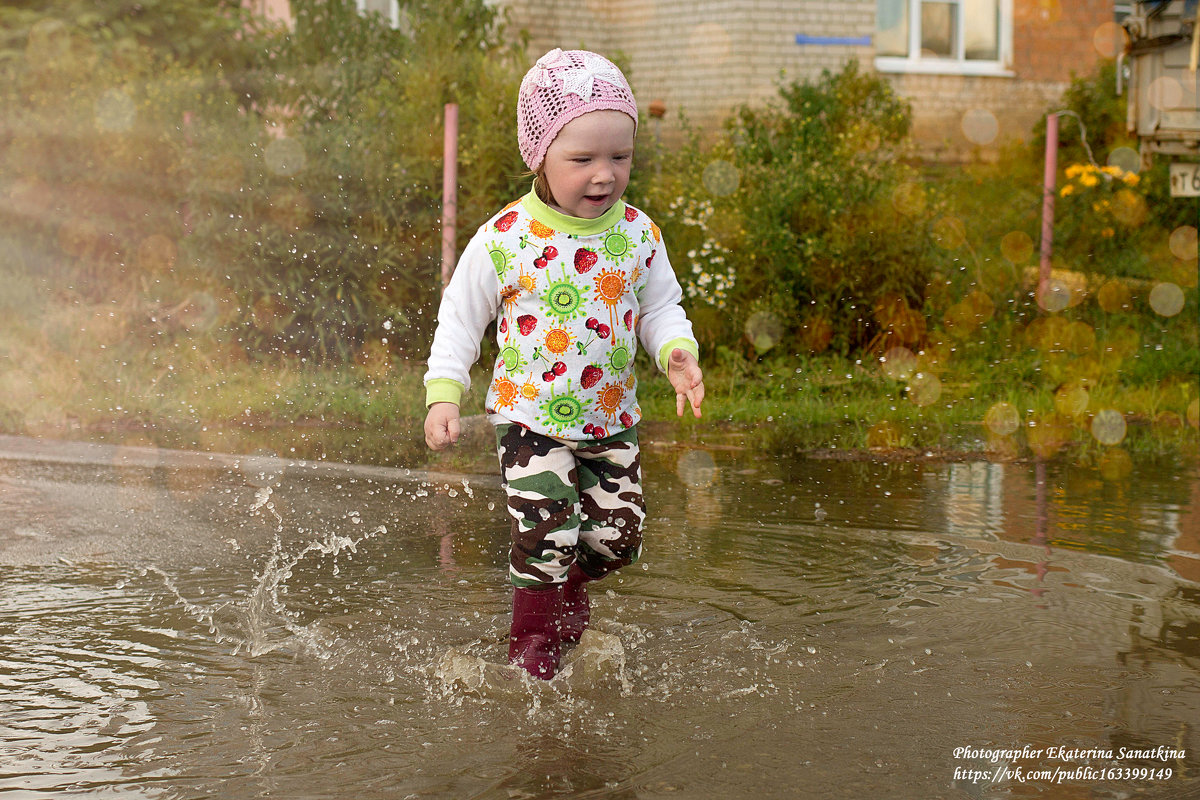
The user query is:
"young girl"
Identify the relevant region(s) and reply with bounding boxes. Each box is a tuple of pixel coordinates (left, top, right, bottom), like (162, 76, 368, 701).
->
(423, 48, 704, 680)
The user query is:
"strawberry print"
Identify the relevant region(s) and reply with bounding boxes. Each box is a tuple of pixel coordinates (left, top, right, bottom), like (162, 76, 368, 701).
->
(518, 315, 537, 336)
(623, 309, 634, 330)
(624, 206, 638, 222)
(581, 364, 604, 389)
(495, 210, 519, 232)
(574, 247, 598, 274)
(619, 411, 633, 428)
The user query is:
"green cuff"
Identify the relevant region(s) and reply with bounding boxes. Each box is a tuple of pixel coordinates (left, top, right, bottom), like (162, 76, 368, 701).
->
(657, 338, 699, 372)
(425, 379, 464, 407)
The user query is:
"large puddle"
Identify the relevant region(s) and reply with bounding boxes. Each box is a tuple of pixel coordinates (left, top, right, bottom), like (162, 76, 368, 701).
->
(1, 434, 1198, 798)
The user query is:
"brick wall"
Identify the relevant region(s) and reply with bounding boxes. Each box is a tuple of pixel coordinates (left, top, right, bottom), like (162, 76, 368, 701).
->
(499, 0, 1113, 159)
(504, 0, 874, 130)
(1012, 0, 1111, 81)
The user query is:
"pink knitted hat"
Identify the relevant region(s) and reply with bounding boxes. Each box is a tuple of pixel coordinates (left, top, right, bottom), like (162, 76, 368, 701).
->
(517, 49, 638, 171)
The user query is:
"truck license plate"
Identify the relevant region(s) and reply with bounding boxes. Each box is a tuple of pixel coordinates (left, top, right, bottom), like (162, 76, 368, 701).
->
(1169, 161, 1200, 197)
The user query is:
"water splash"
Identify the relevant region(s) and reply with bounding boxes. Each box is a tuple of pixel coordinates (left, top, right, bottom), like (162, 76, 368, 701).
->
(140, 522, 386, 658)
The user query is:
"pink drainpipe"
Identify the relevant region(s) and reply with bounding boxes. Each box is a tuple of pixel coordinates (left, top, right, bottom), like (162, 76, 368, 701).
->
(441, 103, 459, 290)
(1039, 112, 1059, 301)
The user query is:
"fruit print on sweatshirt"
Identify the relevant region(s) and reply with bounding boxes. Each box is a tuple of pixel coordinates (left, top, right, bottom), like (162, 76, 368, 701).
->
(424, 191, 695, 442)
(484, 199, 657, 438)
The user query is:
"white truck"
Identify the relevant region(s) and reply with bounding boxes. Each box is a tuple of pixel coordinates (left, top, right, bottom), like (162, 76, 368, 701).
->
(1122, 0, 1200, 195)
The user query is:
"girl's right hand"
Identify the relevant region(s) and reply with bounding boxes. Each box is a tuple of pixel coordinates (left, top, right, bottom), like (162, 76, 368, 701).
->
(424, 402, 461, 450)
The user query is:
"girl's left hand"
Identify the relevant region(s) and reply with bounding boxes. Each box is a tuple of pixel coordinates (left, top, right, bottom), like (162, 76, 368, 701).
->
(667, 348, 704, 418)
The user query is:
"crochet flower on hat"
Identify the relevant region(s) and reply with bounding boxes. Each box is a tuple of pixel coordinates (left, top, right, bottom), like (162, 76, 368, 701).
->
(528, 48, 572, 91)
(526, 49, 626, 102)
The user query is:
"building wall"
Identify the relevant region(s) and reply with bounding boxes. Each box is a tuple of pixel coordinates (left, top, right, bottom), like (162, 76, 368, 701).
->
(504, 0, 874, 131)
(498, 0, 1113, 159)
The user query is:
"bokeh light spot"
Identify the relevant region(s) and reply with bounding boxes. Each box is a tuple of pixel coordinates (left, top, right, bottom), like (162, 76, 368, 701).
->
(1168, 225, 1197, 261)
(676, 449, 717, 488)
(1036, 279, 1071, 313)
(1110, 188, 1147, 227)
(180, 292, 220, 332)
(95, 88, 136, 133)
(906, 372, 941, 407)
(702, 159, 740, 197)
(1000, 230, 1033, 264)
(943, 302, 978, 336)
(1091, 409, 1126, 446)
(744, 310, 785, 354)
(1054, 383, 1089, 417)
(1148, 76, 1184, 111)
(1092, 21, 1129, 58)
(1148, 282, 1185, 317)
(1063, 320, 1095, 354)
(873, 295, 925, 345)
(984, 401, 1020, 436)
(264, 137, 306, 176)
(1096, 279, 1132, 313)
(892, 181, 927, 216)
(1026, 415, 1070, 460)
(1107, 146, 1141, 175)
(961, 108, 999, 145)
(881, 346, 917, 380)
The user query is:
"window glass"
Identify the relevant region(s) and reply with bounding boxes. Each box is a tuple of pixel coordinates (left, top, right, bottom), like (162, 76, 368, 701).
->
(876, 0, 909, 57)
(920, 2, 955, 58)
(964, 0, 999, 59)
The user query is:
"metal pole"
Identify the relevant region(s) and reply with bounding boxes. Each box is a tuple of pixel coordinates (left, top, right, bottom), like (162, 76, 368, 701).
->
(441, 102, 459, 290)
(1039, 112, 1059, 302)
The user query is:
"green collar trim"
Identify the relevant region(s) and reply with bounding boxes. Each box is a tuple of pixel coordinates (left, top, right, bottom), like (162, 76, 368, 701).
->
(521, 189, 626, 236)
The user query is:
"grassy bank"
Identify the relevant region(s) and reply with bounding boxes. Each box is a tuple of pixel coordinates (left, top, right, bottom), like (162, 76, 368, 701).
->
(2, 256, 1195, 472)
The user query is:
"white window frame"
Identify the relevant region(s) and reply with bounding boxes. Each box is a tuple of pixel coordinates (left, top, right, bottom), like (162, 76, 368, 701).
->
(875, 0, 1014, 77)
(355, 0, 402, 29)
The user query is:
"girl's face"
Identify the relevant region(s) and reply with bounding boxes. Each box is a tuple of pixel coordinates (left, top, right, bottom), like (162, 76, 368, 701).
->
(541, 110, 635, 219)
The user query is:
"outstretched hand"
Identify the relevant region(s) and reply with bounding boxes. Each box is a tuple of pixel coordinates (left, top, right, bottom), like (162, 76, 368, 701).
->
(667, 348, 704, 418)
(424, 402, 461, 450)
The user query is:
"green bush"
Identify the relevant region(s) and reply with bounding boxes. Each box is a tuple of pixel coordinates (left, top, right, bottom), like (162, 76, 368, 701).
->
(635, 62, 938, 357)
(0, 0, 527, 363)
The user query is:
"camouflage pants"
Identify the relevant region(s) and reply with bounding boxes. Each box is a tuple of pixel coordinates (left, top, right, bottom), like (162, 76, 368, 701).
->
(496, 423, 646, 588)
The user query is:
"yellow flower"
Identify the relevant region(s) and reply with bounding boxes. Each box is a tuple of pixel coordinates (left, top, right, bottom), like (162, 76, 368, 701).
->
(1101, 227, 1115, 238)
(1060, 185, 1076, 197)
(1122, 172, 1140, 186)
(1101, 165, 1123, 177)
(1065, 163, 1086, 179)
(1079, 173, 1099, 188)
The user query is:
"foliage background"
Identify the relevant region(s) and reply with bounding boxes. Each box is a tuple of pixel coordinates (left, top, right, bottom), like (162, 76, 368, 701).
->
(0, 1, 1196, 459)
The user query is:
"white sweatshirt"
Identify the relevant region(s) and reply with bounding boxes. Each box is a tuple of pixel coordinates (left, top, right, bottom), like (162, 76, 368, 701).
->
(424, 190, 698, 440)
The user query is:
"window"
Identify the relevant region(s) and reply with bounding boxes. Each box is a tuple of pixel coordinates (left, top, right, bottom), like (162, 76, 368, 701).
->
(355, 0, 402, 29)
(876, 0, 1013, 76)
